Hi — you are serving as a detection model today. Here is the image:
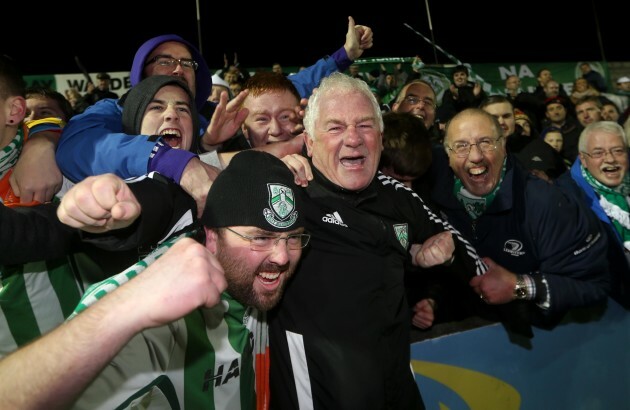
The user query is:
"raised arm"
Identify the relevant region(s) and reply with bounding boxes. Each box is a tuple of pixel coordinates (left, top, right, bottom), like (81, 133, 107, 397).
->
(200, 89, 250, 150)
(0, 202, 77, 265)
(57, 173, 142, 234)
(56, 100, 156, 181)
(58, 171, 198, 250)
(0, 238, 226, 410)
(10, 118, 65, 203)
(288, 16, 374, 99)
(57, 100, 218, 214)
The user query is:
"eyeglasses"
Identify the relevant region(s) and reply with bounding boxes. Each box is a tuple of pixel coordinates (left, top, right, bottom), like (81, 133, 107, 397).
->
(402, 95, 436, 110)
(582, 147, 627, 160)
(447, 136, 503, 158)
(224, 227, 310, 251)
(145, 55, 199, 71)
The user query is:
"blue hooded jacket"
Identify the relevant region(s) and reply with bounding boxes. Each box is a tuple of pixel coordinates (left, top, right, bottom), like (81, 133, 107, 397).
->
(130, 34, 212, 111)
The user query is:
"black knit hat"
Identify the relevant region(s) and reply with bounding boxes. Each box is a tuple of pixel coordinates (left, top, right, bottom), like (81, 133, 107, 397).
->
(119, 75, 200, 151)
(201, 150, 304, 232)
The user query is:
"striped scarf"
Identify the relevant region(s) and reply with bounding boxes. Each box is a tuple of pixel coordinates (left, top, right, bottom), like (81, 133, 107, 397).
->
(582, 165, 630, 245)
(454, 158, 507, 219)
(72, 231, 270, 409)
(0, 127, 24, 205)
(0, 127, 24, 181)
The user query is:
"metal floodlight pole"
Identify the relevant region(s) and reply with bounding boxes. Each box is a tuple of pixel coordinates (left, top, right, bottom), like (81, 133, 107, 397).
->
(196, 0, 203, 54)
(591, 0, 606, 63)
(425, 0, 439, 64)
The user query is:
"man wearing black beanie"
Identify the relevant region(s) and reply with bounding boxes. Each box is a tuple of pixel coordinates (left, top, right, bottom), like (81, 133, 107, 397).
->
(0, 150, 308, 410)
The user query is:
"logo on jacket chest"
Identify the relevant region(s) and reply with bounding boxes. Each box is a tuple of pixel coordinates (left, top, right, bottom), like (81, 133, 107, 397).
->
(393, 224, 409, 249)
(503, 239, 525, 256)
(322, 211, 348, 227)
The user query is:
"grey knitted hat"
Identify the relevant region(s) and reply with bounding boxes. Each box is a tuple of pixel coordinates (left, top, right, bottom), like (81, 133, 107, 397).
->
(119, 75, 200, 152)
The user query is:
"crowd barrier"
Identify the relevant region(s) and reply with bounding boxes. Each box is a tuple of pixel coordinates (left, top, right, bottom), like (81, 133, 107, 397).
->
(410, 298, 630, 409)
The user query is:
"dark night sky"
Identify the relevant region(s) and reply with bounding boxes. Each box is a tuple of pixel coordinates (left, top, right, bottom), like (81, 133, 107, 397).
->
(4, 1, 624, 76)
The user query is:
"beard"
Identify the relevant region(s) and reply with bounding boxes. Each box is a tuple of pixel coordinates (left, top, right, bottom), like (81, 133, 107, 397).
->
(215, 244, 296, 311)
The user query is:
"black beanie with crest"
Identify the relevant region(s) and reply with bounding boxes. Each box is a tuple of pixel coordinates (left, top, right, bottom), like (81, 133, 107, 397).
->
(201, 150, 305, 232)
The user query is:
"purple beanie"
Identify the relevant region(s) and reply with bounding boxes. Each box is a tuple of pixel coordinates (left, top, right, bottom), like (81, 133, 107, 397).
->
(130, 34, 211, 111)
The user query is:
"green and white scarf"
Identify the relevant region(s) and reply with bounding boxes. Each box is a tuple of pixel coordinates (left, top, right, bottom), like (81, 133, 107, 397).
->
(582, 165, 630, 245)
(0, 127, 24, 180)
(72, 231, 268, 409)
(454, 158, 507, 220)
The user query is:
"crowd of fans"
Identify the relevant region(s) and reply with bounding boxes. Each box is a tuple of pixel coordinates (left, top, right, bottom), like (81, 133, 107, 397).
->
(1, 15, 629, 408)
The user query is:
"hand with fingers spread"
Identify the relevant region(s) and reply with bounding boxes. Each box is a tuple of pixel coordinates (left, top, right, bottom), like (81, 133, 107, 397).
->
(201, 89, 250, 150)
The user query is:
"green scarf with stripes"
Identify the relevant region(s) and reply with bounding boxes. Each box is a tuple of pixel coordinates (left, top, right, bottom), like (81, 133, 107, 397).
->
(454, 158, 507, 219)
(582, 165, 630, 243)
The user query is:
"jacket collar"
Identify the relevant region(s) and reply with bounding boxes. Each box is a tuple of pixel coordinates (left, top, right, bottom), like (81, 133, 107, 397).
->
(307, 160, 378, 206)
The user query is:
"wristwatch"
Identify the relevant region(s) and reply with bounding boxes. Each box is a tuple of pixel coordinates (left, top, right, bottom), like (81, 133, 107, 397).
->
(513, 275, 528, 300)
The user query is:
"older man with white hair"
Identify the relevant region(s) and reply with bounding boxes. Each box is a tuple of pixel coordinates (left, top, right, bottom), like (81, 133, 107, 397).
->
(556, 121, 630, 306)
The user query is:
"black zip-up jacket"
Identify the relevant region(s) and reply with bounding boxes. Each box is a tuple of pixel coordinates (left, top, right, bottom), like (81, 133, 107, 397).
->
(1, 173, 197, 270)
(269, 166, 486, 410)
